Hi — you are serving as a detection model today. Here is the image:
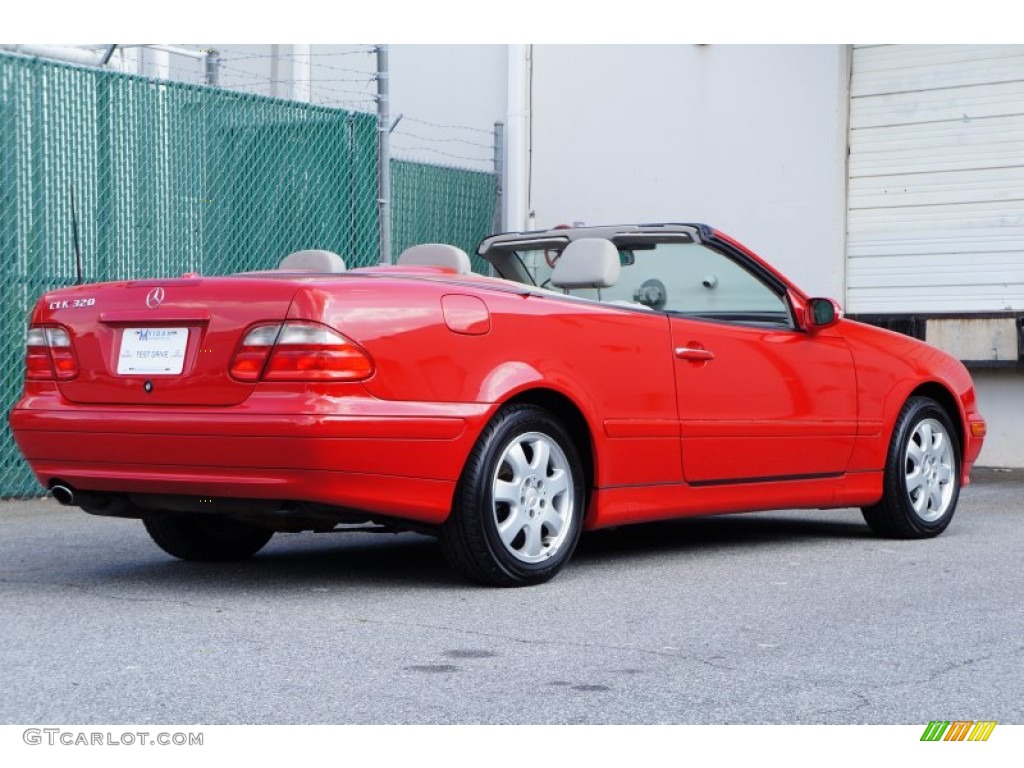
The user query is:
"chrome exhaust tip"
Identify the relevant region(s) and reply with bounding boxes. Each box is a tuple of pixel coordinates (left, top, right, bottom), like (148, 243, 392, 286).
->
(51, 484, 75, 506)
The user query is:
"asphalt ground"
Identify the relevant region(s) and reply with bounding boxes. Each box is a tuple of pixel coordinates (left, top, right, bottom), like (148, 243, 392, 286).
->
(1, 469, 1021, 725)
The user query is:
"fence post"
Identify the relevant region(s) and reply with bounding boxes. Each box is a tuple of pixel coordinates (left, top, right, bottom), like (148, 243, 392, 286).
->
(204, 49, 220, 87)
(376, 45, 392, 264)
(493, 121, 505, 233)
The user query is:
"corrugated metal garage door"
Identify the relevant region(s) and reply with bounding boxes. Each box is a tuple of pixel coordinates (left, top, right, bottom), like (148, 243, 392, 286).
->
(847, 44, 1024, 313)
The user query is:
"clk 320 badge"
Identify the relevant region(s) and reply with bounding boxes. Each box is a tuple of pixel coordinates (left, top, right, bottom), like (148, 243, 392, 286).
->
(48, 298, 96, 310)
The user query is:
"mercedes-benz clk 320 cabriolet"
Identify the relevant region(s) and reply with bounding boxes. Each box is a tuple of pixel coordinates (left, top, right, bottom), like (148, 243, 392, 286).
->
(10, 224, 987, 586)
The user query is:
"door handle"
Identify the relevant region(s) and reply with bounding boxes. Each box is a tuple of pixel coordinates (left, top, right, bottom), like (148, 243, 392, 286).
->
(675, 346, 714, 361)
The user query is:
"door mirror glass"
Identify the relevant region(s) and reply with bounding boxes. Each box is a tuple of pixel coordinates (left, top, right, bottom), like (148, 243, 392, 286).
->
(808, 297, 840, 329)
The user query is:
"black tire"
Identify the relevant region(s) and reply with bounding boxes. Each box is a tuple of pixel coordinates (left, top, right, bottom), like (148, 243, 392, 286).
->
(143, 514, 274, 561)
(440, 404, 586, 587)
(862, 396, 962, 539)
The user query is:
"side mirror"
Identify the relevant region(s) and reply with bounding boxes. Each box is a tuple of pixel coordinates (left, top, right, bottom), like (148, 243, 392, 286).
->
(807, 297, 841, 330)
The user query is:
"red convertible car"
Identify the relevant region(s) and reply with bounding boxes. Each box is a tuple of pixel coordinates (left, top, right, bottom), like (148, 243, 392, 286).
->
(10, 224, 986, 586)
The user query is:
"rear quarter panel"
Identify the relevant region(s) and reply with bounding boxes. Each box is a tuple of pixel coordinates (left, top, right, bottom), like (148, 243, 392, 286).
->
(288, 279, 682, 489)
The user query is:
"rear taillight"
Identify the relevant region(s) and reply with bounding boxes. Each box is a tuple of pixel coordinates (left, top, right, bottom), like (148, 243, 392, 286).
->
(25, 325, 79, 380)
(230, 322, 373, 382)
(229, 325, 280, 382)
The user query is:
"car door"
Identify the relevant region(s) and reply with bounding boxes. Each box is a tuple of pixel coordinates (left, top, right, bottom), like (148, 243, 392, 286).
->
(601, 236, 859, 485)
(671, 315, 858, 484)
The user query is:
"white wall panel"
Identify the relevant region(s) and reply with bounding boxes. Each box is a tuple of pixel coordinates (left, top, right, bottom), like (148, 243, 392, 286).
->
(848, 167, 1024, 209)
(847, 44, 1024, 313)
(528, 45, 850, 300)
(852, 81, 1024, 127)
(851, 44, 1024, 95)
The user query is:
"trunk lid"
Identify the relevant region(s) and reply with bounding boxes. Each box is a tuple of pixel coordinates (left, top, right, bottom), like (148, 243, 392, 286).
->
(38, 276, 301, 406)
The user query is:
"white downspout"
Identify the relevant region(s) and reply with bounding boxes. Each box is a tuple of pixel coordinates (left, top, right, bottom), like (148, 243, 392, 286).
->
(505, 44, 531, 232)
(292, 44, 312, 103)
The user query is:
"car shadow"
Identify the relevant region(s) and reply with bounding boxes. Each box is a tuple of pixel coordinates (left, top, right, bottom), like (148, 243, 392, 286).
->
(74, 510, 873, 591)
(103, 532, 463, 591)
(575, 511, 872, 562)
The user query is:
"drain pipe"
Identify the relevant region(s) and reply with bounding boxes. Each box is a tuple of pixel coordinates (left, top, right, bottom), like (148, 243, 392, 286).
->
(505, 44, 531, 232)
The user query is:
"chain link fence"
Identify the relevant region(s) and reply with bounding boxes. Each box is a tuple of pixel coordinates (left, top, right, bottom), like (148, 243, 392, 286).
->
(392, 159, 496, 274)
(1, 52, 499, 497)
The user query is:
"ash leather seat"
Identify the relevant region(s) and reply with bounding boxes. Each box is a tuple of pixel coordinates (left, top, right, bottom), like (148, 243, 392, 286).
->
(278, 249, 347, 272)
(397, 243, 472, 274)
(550, 238, 621, 294)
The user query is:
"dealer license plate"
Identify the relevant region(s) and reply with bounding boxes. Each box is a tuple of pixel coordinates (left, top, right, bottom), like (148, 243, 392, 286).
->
(117, 327, 189, 375)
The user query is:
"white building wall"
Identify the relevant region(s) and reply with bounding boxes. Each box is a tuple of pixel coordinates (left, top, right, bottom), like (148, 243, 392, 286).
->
(973, 371, 1024, 467)
(525, 44, 850, 300)
(387, 45, 507, 173)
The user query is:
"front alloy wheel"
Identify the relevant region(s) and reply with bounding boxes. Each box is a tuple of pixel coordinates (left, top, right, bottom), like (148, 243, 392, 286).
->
(862, 396, 961, 538)
(903, 417, 956, 522)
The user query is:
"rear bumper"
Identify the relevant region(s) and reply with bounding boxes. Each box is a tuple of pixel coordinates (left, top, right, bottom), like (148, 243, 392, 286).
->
(10, 394, 492, 525)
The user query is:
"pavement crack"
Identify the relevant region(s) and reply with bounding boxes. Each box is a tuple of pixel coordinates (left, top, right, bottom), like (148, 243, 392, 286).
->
(334, 615, 695, 662)
(917, 644, 1024, 686)
(0, 577, 218, 611)
(816, 690, 872, 719)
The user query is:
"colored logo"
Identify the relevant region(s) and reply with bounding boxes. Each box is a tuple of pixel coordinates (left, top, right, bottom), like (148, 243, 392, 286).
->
(921, 721, 996, 742)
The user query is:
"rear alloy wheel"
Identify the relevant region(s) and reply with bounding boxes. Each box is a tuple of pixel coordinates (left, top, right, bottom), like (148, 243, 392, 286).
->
(440, 404, 585, 586)
(143, 513, 274, 561)
(862, 396, 961, 538)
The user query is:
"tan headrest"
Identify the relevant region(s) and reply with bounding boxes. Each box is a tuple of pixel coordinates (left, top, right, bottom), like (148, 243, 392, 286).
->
(550, 238, 620, 289)
(397, 243, 472, 274)
(279, 249, 347, 272)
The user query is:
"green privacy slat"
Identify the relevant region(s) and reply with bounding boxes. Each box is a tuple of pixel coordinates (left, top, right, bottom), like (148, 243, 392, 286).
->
(391, 159, 497, 273)
(0, 53, 498, 498)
